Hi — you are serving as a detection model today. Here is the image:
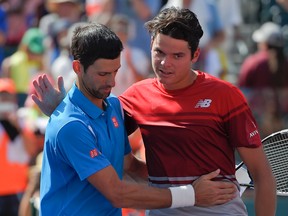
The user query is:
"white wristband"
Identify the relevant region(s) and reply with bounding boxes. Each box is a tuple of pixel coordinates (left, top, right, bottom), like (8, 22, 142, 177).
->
(169, 185, 195, 208)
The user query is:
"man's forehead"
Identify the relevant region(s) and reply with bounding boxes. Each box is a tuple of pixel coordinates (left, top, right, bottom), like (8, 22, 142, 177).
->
(91, 57, 121, 71)
(152, 34, 190, 52)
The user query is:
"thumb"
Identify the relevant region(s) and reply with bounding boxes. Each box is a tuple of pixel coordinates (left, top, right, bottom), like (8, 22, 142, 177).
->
(200, 169, 220, 181)
(57, 76, 67, 95)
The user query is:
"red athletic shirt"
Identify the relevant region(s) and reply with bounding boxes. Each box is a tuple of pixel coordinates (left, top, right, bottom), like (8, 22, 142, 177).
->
(119, 71, 262, 186)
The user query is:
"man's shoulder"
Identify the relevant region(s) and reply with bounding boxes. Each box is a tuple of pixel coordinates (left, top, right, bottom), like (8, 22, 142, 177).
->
(49, 106, 93, 137)
(199, 71, 241, 94)
(107, 94, 121, 105)
(51, 99, 87, 124)
(199, 71, 231, 86)
(126, 78, 156, 94)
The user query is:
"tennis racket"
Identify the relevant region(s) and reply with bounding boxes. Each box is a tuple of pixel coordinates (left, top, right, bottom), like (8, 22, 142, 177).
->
(236, 129, 288, 196)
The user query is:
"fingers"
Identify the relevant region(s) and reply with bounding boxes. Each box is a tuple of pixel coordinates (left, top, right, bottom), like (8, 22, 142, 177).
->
(33, 74, 54, 93)
(194, 185, 237, 207)
(43, 74, 54, 89)
(32, 76, 44, 98)
(199, 169, 220, 181)
(31, 94, 42, 110)
(193, 172, 238, 207)
(31, 74, 55, 116)
(213, 186, 237, 205)
(212, 194, 236, 205)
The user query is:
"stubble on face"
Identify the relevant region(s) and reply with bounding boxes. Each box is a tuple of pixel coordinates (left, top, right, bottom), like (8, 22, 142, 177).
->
(78, 58, 121, 101)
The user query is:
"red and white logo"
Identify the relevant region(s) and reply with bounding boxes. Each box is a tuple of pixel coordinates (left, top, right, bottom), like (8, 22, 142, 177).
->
(90, 149, 99, 158)
(195, 99, 212, 108)
(112, 117, 119, 128)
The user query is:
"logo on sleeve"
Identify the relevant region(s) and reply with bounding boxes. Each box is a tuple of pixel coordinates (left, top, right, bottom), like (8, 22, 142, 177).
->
(112, 117, 119, 128)
(249, 130, 259, 138)
(195, 99, 212, 108)
(90, 149, 99, 158)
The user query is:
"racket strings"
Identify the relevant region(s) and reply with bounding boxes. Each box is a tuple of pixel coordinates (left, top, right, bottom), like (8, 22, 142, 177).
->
(263, 134, 288, 195)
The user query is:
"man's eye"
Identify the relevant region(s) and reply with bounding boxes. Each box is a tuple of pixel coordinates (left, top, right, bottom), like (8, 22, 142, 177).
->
(155, 50, 164, 56)
(99, 73, 107, 76)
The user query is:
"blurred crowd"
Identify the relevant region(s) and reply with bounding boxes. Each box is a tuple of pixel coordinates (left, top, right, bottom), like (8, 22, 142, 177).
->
(0, 0, 288, 215)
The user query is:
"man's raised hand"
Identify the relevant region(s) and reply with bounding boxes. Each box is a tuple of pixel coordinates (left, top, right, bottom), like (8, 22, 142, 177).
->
(31, 74, 66, 116)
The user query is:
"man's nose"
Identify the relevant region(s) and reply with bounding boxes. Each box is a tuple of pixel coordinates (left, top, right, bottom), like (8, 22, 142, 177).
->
(160, 56, 172, 67)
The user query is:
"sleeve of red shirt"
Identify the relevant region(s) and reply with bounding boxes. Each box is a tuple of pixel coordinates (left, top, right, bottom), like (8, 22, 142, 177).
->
(222, 85, 262, 148)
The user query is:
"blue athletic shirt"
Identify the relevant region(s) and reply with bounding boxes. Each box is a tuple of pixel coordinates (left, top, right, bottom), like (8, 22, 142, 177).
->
(40, 83, 131, 216)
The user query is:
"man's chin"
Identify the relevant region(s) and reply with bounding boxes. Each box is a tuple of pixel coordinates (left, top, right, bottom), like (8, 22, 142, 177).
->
(102, 92, 111, 99)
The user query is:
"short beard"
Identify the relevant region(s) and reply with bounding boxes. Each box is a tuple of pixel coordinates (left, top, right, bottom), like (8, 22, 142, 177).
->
(81, 79, 110, 99)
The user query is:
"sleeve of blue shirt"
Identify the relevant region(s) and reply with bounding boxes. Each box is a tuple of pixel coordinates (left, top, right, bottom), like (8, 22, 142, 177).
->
(57, 120, 111, 181)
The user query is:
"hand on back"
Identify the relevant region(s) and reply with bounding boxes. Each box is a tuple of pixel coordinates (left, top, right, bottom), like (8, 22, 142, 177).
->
(193, 169, 237, 206)
(32, 74, 66, 116)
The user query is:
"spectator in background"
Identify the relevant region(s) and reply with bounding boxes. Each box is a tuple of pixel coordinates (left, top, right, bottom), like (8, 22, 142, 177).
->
(23, 0, 47, 28)
(49, 18, 76, 89)
(238, 22, 288, 137)
(216, 0, 243, 53)
(1, 28, 45, 107)
(86, 0, 162, 59)
(114, 0, 162, 58)
(0, 78, 31, 216)
(0, 0, 46, 63)
(39, 0, 85, 66)
(18, 151, 43, 216)
(3, 5, 28, 58)
(215, 0, 243, 81)
(41, 0, 85, 26)
(50, 21, 86, 91)
(85, 0, 114, 23)
(238, 22, 288, 88)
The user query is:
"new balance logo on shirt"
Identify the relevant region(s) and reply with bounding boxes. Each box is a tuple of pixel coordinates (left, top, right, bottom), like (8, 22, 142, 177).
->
(195, 99, 212, 108)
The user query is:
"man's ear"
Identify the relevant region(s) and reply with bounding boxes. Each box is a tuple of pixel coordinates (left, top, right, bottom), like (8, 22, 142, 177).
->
(72, 60, 82, 74)
(191, 48, 200, 63)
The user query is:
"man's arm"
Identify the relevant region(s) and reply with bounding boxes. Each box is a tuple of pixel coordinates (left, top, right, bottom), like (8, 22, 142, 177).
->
(31, 74, 66, 116)
(124, 153, 148, 184)
(124, 153, 237, 207)
(238, 146, 276, 216)
(88, 165, 173, 209)
(88, 163, 236, 209)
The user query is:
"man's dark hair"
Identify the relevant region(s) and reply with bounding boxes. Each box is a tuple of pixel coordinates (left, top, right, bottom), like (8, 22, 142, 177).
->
(71, 23, 123, 71)
(145, 7, 203, 57)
